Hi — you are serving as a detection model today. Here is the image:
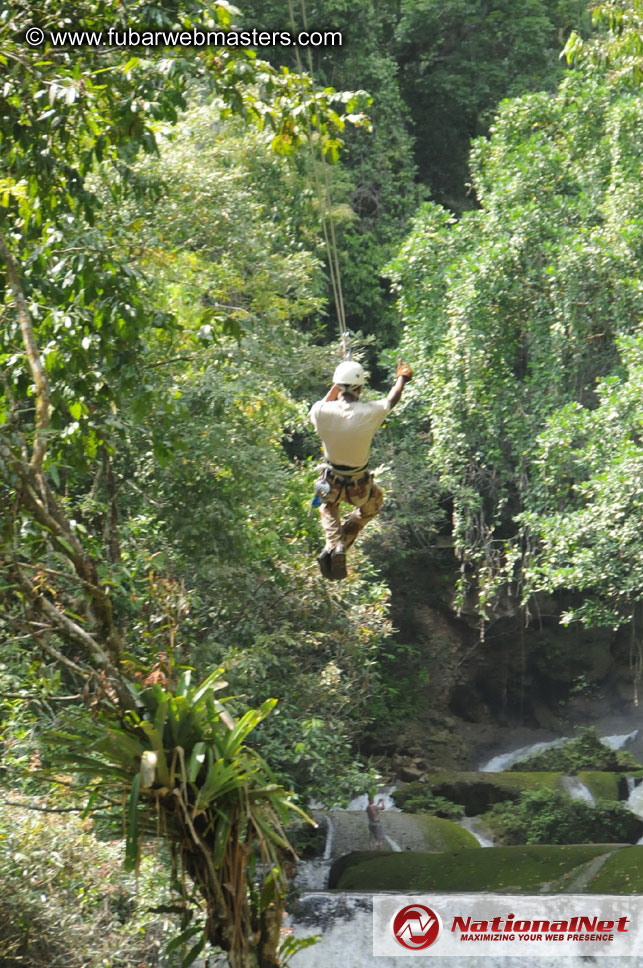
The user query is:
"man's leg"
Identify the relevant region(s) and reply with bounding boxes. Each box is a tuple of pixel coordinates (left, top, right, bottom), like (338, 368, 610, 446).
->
(342, 480, 384, 550)
(319, 496, 344, 552)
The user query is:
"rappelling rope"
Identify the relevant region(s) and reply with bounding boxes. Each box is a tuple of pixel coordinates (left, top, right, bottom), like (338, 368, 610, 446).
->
(286, 0, 351, 359)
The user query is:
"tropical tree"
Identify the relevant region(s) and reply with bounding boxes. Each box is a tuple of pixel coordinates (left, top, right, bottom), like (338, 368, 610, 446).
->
(395, 0, 590, 208)
(0, 1, 372, 962)
(389, 0, 643, 634)
(48, 668, 312, 968)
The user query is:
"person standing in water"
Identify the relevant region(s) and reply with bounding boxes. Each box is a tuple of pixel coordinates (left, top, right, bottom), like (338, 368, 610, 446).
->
(366, 793, 387, 849)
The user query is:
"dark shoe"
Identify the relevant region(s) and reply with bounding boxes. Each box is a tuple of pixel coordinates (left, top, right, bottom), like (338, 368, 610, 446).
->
(317, 550, 333, 579)
(330, 545, 347, 580)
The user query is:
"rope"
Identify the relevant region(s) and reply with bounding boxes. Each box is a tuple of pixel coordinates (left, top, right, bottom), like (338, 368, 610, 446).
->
(286, 0, 351, 359)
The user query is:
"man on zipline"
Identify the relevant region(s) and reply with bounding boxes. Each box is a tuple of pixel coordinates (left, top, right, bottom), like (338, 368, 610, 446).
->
(309, 359, 413, 580)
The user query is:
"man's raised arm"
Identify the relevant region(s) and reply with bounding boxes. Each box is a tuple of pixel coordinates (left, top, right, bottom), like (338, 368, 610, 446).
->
(387, 359, 413, 409)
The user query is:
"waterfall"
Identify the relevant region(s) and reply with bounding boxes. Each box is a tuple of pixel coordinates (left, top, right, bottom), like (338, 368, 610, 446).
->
(480, 729, 640, 772)
(623, 778, 643, 845)
(323, 814, 334, 861)
(384, 834, 403, 852)
(286, 894, 643, 967)
(293, 814, 335, 892)
(458, 816, 494, 846)
(480, 738, 568, 772)
(345, 787, 399, 811)
(626, 779, 643, 820)
(560, 776, 594, 803)
(600, 729, 639, 750)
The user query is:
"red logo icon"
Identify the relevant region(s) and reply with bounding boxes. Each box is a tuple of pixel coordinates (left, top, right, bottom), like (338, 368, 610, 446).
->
(393, 903, 441, 949)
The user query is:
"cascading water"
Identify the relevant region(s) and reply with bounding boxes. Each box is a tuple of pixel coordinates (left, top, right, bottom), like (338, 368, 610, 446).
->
(294, 792, 403, 890)
(479, 730, 640, 772)
(345, 787, 400, 811)
(480, 739, 568, 772)
(459, 816, 494, 846)
(286, 895, 643, 968)
(560, 775, 594, 802)
(625, 778, 643, 843)
(288, 738, 643, 965)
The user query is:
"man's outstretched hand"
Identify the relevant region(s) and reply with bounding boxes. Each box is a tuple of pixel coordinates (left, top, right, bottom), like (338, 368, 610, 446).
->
(396, 359, 413, 383)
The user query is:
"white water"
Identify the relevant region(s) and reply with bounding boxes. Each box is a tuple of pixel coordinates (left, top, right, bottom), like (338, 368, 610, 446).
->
(459, 816, 494, 846)
(323, 815, 334, 860)
(601, 728, 639, 750)
(480, 738, 568, 772)
(560, 775, 594, 802)
(627, 779, 643, 820)
(345, 787, 400, 811)
(480, 730, 639, 772)
(384, 834, 403, 852)
(293, 858, 332, 891)
(287, 894, 643, 967)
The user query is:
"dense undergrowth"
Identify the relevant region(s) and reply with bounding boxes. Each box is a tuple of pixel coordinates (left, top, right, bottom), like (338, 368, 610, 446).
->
(4, 0, 643, 962)
(0, 800, 175, 968)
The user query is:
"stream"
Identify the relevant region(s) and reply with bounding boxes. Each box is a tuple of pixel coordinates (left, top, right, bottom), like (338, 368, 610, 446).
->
(288, 725, 643, 967)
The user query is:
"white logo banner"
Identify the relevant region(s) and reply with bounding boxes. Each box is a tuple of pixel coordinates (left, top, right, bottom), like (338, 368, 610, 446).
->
(373, 894, 643, 957)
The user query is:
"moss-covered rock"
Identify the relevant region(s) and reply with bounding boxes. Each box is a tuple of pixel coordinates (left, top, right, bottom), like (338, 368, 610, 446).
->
(578, 771, 619, 801)
(482, 788, 643, 846)
(584, 846, 643, 894)
(394, 771, 566, 815)
(507, 727, 641, 773)
(332, 845, 621, 893)
(413, 814, 480, 851)
(390, 786, 465, 817)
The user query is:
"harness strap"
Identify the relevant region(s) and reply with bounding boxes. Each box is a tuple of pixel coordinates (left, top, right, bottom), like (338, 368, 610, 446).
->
(323, 464, 371, 486)
(330, 461, 369, 474)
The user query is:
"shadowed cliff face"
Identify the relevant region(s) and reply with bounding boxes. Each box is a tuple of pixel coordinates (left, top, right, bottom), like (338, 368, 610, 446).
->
(368, 552, 642, 774)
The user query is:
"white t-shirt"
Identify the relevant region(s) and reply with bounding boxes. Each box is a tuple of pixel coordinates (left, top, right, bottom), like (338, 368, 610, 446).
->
(309, 397, 390, 468)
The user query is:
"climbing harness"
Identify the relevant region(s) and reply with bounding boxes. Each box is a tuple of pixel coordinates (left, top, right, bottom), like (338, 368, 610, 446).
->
(286, 0, 351, 360)
(311, 461, 371, 507)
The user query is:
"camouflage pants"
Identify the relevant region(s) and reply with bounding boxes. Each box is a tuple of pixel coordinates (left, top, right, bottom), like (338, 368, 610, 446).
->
(317, 472, 384, 552)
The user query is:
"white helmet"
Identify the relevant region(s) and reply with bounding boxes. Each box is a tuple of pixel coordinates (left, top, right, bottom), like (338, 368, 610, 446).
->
(333, 360, 366, 389)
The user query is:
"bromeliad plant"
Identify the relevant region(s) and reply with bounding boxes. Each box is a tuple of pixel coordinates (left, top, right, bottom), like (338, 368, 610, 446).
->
(47, 668, 311, 968)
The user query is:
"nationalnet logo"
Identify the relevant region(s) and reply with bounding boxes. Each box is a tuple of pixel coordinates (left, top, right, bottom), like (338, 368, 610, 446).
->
(450, 911, 629, 943)
(393, 904, 441, 950)
(373, 895, 642, 958)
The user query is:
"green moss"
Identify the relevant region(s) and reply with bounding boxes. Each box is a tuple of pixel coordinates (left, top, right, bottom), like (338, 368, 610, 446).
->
(405, 771, 567, 816)
(425, 770, 564, 792)
(335, 845, 614, 893)
(481, 788, 642, 846)
(584, 846, 643, 894)
(577, 771, 619, 801)
(391, 786, 465, 818)
(507, 727, 641, 773)
(414, 814, 480, 851)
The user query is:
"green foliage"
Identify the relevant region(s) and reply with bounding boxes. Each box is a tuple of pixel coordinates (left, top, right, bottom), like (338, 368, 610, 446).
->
(92, 105, 395, 804)
(485, 787, 643, 845)
(564, 0, 643, 86)
(521, 336, 643, 627)
(45, 668, 308, 966)
(390, 35, 643, 626)
(391, 785, 465, 818)
(2, 87, 393, 808)
(0, 800, 176, 968)
(508, 727, 641, 773)
(234, 0, 422, 346)
(0, 0, 367, 468)
(395, 0, 590, 207)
